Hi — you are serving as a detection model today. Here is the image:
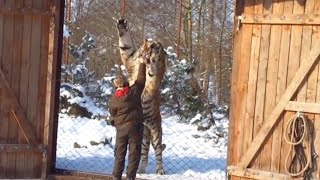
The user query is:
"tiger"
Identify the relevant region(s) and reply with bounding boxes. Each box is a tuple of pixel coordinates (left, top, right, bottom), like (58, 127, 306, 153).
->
(116, 18, 167, 175)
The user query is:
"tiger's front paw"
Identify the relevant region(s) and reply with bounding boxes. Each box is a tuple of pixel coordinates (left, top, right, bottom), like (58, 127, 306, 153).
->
(117, 18, 128, 36)
(157, 168, 165, 175)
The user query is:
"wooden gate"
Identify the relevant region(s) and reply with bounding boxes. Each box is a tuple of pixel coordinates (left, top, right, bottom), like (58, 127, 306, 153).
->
(0, 0, 63, 178)
(228, 0, 320, 179)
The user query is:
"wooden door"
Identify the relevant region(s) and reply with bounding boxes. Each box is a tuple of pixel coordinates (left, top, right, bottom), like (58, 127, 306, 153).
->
(0, 0, 63, 178)
(228, 0, 320, 179)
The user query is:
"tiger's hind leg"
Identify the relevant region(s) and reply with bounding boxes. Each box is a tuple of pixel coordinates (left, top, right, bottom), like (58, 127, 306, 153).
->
(138, 125, 151, 174)
(150, 126, 165, 175)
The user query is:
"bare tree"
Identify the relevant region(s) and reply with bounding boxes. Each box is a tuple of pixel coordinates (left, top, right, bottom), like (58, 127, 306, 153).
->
(63, 0, 234, 104)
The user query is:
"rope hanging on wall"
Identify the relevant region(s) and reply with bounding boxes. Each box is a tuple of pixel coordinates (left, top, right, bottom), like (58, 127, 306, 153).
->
(284, 112, 313, 177)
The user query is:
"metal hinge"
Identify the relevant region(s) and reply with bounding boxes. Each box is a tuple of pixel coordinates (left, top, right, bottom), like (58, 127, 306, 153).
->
(237, 15, 243, 32)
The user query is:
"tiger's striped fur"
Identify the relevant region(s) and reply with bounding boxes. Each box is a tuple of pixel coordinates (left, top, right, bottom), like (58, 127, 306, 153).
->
(117, 18, 167, 175)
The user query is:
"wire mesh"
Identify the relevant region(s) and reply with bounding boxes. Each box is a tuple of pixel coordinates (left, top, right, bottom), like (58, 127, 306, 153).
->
(55, 113, 228, 179)
(56, 0, 232, 179)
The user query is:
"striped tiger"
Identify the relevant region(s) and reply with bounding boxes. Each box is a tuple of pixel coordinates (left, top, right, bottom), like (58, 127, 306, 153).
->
(117, 18, 167, 175)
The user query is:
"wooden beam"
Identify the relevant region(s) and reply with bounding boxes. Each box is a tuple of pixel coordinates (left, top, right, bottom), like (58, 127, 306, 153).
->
(0, 69, 38, 145)
(285, 101, 320, 114)
(45, 0, 65, 176)
(240, 14, 320, 25)
(49, 170, 150, 180)
(0, 144, 46, 152)
(238, 41, 320, 167)
(227, 166, 302, 180)
(48, 175, 147, 180)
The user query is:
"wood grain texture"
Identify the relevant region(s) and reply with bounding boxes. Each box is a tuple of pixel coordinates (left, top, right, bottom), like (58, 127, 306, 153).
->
(313, 0, 320, 178)
(279, 0, 294, 175)
(239, 39, 320, 168)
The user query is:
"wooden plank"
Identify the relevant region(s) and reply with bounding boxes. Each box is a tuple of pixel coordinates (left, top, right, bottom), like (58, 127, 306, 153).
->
(49, 176, 103, 180)
(313, 1, 320, 179)
(49, 170, 135, 180)
(297, 0, 314, 104)
(14, 0, 25, 176)
(249, 0, 272, 172)
(227, 166, 302, 180)
(27, 0, 42, 176)
(300, 2, 317, 177)
(240, 1, 264, 176)
(1, 0, 15, 177)
(19, 0, 33, 177)
(279, 0, 294, 174)
(230, 2, 254, 180)
(44, 0, 64, 176)
(229, 2, 243, 179)
(305, 1, 318, 178)
(45, 12, 56, 180)
(268, 0, 284, 173)
(39, 0, 50, 148)
(0, 11, 4, 180)
(0, 6, 3, 168)
(9, 0, 24, 177)
(0, 144, 46, 152)
(285, 101, 320, 114)
(241, 14, 320, 25)
(249, 0, 263, 172)
(280, 0, 305, 174)
(39, 0, 50, 178)
(227, 0, 243, 167)
(234, 20, 253, 167)
(0, 0, 3, 65)
(48, 175, 116, 180)
(239, 0, 255, 168)
(239, 40, 320, 168)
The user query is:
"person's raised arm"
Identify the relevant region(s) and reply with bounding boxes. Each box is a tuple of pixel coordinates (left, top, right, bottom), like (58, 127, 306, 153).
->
(135, 62, 146, 91)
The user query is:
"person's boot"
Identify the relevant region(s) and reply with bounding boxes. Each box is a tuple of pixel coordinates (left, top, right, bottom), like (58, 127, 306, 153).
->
(126, 177, 134, 180)
(113, 176, 121, 180)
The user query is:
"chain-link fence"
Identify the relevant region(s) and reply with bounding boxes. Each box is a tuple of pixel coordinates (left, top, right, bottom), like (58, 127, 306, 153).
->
(56, 0, 232, 179)
(55, 112, 228, 180)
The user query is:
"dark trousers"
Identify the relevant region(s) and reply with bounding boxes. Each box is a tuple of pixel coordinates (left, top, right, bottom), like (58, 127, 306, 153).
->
(112, 123, 143, 179)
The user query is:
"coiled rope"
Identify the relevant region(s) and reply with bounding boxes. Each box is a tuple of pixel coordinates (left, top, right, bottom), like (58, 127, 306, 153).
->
(284, 112, 312, 177)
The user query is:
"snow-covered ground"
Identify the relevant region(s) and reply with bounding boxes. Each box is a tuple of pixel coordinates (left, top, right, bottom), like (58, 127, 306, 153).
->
(56, 113, 228, 180)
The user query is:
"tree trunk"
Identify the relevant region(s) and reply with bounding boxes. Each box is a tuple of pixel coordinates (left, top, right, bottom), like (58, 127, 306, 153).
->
(186, 0, 193, 62)
(184, 0, 201, 95)
(204, 0, 215, 100)
(196, 0, 205, 74)
(217, 0, 228, 106)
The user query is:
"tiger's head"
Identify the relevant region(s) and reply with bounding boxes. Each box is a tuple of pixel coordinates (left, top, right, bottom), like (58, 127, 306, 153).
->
(144, 41, 166, 80)
(139, 40, 166, 94)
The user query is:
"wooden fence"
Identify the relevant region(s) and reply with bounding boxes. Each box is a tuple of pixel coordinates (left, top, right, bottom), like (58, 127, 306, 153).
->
(228, 0, 320, 179)
(0, 0, 63, 178)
